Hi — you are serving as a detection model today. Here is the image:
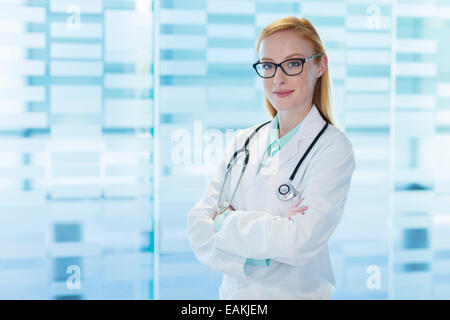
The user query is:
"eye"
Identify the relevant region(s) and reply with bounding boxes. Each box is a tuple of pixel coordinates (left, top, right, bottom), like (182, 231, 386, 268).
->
(261, 63, 273, 70)
(287, 60, 301, 68)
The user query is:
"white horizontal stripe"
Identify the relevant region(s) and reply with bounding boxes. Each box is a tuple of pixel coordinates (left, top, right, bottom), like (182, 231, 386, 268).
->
(161, 101, 205, 114)
(0, 99, 23, 113)
(207, 0, 255, 13)
(51, 85, 102, 114)
(347, 49, 390, 65)
(50, 242, 101, 257)
(0, 113, 47, 129)
(0, 45, 22, 60)
(0, 61, 45, 75)
(327, 49, 345, 64)
(105, 74, 152, 89)
(316, 27, 345, 43)
(345, 15, 390, 31)
(347, 94, 390, 108)
(396, 94, 436, 109)
(104, 99, 153, 127)
(160, 86, 206, 102)
(160, 9, 206, 25)
(0, 190, 46, 206)
(331, 65, 346, 79)
(50, 185, 102, 199)
(160, 35, 207, 50)
(0, 138, 46, 152)
(302, 2, 345, 16)
(397, 39, 437, 54)
(346, 0, 391, 4)
(396, 62, 436, 77)
(51, 124, 102, 137)
(255, 13, 299, 27)
(436, 6, 450, 19)
(50, 0, 102, 13)
(207, 48, 253, 63)
(105, 51, 152, 63)
(207, 86, 254, 102)
(346, 77, 390, 91)
(0, 33, 45, 48)
(50, 22, 102, 38)
(354, 146, 389, 161)
(50, 61, 103, 76)
(207, 24, 254, 39)
(104, 183, 152, 197)
(346, 32, 390, 48)
(437, 83, 450, 97)
(0, 5, 45, 22)
(0, 245, 46, 259)
(160, 61, 207, 75)
(0, 87, 45, 102)
(397, 4, 437, 18)
(51, 43, 102, 59)
(437, 110, 450, 125)
(0, 20, 22, 34)
(352, 170, 389, 186)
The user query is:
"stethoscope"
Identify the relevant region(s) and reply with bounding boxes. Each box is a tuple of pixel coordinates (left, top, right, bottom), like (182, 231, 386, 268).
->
(216, 113, 329, 215)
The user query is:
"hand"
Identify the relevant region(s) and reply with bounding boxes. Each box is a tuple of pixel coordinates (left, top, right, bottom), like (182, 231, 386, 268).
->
(213, 204, 235, 221)
(285, 197, 308, 221)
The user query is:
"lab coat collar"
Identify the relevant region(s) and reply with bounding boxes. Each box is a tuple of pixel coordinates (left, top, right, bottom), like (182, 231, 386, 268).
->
(268, 104, 326, 140)
(288, 104, 327, 141)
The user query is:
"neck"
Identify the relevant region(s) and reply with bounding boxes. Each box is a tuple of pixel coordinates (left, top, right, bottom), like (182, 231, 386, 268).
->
(277, 103, 313, 138)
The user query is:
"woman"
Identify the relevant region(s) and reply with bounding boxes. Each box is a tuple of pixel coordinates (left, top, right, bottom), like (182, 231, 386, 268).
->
(187, 16, 356, 299)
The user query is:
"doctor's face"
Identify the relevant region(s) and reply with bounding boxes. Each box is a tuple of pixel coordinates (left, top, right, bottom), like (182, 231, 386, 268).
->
(258, 30, 326, 113)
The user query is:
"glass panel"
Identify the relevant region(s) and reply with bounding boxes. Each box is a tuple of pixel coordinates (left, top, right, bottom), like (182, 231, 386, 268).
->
(0, 0, 154, 299)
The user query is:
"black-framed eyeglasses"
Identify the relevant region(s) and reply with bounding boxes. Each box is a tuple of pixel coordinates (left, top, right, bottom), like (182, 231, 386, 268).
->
(252, 52, 323, 78)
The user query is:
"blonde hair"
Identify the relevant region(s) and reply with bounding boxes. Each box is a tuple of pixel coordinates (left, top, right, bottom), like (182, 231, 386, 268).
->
(256, 16, 335, 125)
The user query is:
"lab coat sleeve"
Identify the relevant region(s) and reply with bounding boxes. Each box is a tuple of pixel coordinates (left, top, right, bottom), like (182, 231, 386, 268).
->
(187, 129, 251, 279)
(214, 135, 356, 266)
(214, 210, 271, 267)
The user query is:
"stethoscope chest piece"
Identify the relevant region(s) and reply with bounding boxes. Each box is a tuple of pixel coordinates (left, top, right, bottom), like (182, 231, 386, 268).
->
(276, 181, 299, 201)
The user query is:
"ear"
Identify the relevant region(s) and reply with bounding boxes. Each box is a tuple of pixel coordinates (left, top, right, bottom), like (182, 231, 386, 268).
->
(317, 54, 328, 78)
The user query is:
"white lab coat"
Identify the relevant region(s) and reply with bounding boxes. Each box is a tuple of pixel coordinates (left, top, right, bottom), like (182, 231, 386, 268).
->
(187, 105, 356, 300)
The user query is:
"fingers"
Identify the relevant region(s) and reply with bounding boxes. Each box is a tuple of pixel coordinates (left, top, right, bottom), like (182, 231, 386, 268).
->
(293, 197, 305, 207)
(286, 205, 308, 220)
(288, 205, 308, 213)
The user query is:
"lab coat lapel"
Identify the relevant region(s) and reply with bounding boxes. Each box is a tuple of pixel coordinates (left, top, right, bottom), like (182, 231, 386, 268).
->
(277, 105, 327, 170)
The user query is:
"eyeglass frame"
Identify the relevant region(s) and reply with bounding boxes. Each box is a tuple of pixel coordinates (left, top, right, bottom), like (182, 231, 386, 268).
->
(252, 52, 323, 78)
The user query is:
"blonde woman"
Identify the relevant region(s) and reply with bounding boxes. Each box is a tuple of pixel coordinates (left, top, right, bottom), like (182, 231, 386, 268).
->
(187, 16, 356, 299)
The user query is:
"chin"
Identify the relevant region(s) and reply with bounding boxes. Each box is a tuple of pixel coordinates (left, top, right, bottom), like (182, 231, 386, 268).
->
(272, 103, 296, 112)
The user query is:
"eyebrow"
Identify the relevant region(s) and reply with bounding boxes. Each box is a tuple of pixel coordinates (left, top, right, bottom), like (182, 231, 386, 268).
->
(260, 53, 305, 61)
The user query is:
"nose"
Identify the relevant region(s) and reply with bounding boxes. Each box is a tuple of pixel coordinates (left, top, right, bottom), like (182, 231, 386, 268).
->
(273, 66, 287, 85)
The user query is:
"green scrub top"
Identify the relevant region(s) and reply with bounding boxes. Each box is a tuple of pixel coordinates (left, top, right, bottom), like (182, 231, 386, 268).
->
(257, 114, 304, 175)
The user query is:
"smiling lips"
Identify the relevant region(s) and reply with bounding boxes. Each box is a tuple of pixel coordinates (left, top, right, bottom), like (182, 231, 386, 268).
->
(273, 90, 294, 98)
